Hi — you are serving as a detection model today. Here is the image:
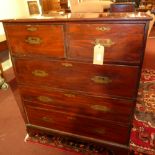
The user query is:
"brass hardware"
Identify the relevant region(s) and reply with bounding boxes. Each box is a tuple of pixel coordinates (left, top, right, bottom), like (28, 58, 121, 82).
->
(64, 93, 76, 98)
(91, 76, 112, 84)
(37, 96, 53, 103)
(27, 27, 37, 32)
(61, 62, 73, 67)
(91, 105, 111, 112)
(32, 70, 48, 77)
(91, 39, 115, 47)
(41, 117, 53, 123)
(96, 26, 111, 32)
(94, 129, 105, 135)
(25, 37, 42, 45)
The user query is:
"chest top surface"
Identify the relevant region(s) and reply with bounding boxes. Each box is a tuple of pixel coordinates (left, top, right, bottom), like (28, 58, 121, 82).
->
(1, 12, 152, 23)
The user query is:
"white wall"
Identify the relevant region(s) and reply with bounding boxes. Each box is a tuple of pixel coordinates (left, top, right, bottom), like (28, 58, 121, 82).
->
(0, 0, 31, 70)
(0, 0, 30, 35)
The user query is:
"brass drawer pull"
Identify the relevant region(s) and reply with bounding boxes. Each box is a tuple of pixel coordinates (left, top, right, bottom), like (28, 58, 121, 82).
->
(61, 62, 73, 67)
(91, 76, 112, 84)
(64, 93, 76, 98)
(37, 96, 53, 103)
(92, 39, 115, 47)
(94, 129, 105, 135)
(25, 37, 42, 45)
(91, 105, 111, 113)
(41, 117, 53, 123)
(32, 70, 48, 77)
(27, 27, 37, 32)
(96, 26, 111, 32)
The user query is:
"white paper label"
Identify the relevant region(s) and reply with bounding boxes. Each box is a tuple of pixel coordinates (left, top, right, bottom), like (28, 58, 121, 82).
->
(93, 44, 104, 65)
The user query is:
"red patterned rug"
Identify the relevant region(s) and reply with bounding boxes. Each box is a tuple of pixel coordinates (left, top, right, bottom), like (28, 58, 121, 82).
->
(130, 69, 155, 155)
(26, 69, 155, 155)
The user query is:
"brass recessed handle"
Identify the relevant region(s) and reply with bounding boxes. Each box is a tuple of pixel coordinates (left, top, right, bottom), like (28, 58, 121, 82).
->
(91, 39, 115, 47)
(91, 76, 112, 84)
(41, 117, 53, 123)
(96, 26, 111, 32)
(91, 105, 111, 113)
(37, 96, 53, 103)
(25, 36, 42, 45)
(32, 70, 48, 77)
(61, 62, 73, 67)
(64, 93, 76, 98)
(27, 27, 37, 32)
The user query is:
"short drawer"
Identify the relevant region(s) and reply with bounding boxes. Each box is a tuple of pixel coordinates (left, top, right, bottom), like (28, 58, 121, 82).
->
(5, 24, 65, 58)
(14, 58, 139, 98)
(20, 86, 134, 124)
(67, 23, 144, 64)
(26, 106, 130, 145)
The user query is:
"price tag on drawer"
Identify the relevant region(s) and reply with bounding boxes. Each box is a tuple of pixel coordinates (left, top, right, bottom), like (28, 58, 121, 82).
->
(93, 44, 104, 65)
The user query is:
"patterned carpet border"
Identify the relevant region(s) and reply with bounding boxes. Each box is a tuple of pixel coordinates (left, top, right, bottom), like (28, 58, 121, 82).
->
(25, 133, 112, 155)
(130, 69, 155, 155)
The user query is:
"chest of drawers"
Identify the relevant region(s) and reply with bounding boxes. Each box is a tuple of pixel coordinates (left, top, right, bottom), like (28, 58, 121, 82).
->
(2, 13, 151, 155)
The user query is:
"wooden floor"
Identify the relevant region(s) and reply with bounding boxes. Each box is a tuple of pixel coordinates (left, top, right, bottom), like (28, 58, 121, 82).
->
(0, 27, 155, 155)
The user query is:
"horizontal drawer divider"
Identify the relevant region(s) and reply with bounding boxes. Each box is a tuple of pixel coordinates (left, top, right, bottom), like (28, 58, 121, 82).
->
(12, 54, 141, 66)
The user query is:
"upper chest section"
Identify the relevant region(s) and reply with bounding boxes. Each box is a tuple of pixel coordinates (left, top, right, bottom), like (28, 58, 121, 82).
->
(4, 20, 147, 65)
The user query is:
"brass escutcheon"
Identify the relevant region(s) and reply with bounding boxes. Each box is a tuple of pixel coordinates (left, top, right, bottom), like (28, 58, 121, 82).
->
(96, 26, 111, 32)
(64, 93, 76, 98)
(91, 76, 112, 84)
(91, 105, 111, 113)
(25, 37, 42, 45)
(92, 39, 115, 47)
(61, 62, 73, 67)
(32, 70, 48, 77)
(37, 96, 53, 103)
(41, 117, 53, 123)
(27, 26, 37, 32)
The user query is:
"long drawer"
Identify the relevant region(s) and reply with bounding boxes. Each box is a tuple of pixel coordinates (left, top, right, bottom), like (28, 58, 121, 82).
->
(5, 24, 65, 58)
(67, 23, 144, 64)
(14, 58, 139, 99)
(25, 106, 130, 145)
(20, 86, 134, 124)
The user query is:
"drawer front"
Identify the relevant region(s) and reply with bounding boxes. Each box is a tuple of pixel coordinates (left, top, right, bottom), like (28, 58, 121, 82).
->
(5, 24, 65, 58)
(67, 24, 144, 64)
(20, 86, 134, 124)
(14, 58, 139, 98)
(26, 106, 130, 145)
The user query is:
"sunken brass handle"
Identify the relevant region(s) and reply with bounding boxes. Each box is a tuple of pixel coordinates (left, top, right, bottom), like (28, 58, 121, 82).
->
(27, 27, 37, 31)
(91, 105, 111, 113)
(96, 26, 111, 32)
(91, 76, 112, 84)
(37, 96, 53, 103)
(25, 37, 42, 45)
(94, 129, 105, 135)
(32, 70, 48, 77)
(61, 62, 73, 67)
(91, 39, 115, 47)
(41, 117, 53, 123)
(64, 93, 76, 98)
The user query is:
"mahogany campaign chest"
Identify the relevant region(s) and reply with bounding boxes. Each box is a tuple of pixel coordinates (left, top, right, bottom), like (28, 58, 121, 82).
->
(2, 13, 151, 154)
